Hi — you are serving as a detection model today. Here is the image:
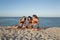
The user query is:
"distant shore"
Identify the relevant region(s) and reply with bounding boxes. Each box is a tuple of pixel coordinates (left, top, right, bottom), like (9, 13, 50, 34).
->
(0, 26, 60, 40)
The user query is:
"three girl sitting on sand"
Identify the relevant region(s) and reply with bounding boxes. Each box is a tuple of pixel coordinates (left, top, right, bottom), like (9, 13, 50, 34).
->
(17, 15, 39, 30)
(9, 15, 39, 30)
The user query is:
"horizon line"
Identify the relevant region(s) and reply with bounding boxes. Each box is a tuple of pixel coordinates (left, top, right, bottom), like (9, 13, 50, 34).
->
(0, 16, 60, 17)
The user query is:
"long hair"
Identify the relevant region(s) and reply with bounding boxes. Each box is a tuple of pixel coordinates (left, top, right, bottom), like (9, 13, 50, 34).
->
(33, 15, 38, 19)
(28, 16, 32, 20)
(22, 16, 26, 20)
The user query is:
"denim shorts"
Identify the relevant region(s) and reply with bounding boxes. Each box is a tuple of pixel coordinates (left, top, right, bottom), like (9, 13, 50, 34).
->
(18, 23, 23, 28)
(32, 24, 39, 28)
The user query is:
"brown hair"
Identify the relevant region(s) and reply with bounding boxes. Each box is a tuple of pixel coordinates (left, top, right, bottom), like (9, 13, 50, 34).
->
(33, 15, 38, 19)
(27, 16, 32, 23)
(22, 16, 26, 20)
(28, 16, 32, 20)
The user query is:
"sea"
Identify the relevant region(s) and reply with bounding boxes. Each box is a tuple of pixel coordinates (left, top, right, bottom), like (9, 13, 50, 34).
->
(0, 17, 60, 28)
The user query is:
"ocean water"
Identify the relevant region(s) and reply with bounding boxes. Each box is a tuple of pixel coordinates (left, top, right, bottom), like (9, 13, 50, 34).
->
(0, 17, 60, 28)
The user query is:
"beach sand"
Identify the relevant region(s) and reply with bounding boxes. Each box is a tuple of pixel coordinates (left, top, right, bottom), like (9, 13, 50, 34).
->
(0, 26, 60, 40)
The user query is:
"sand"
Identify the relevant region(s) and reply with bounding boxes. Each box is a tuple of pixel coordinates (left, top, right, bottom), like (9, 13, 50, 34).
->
(0, 26, 60, 40)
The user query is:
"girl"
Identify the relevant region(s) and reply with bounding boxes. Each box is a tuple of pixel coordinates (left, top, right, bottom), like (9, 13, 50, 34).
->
(26, 16, 32, 29)
(18, 16, 26, 29)
(32, 15, 39, 30)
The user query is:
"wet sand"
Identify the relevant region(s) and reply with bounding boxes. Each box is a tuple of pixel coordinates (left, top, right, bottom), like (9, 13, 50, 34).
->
(0, 26, 60, 40)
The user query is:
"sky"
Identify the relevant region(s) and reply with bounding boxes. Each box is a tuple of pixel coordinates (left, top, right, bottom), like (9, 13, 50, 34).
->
(0, 0, 60, 17)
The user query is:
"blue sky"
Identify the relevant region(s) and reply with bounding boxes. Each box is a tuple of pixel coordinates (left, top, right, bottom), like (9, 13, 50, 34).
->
(0, 0, 60, 17)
